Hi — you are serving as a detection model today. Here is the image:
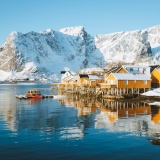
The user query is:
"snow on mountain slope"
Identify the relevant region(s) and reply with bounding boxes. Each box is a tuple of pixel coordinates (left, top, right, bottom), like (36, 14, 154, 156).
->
(0, 25, 160, 81)
(0, 26, 104, 81)
(147, 26, 160, 59)
(95, 30, 151, 64)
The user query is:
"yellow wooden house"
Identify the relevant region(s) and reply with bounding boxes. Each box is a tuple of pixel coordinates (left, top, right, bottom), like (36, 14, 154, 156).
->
(100, 73, 151, 95)
(118, 105, 150, 118)
(60, 74, 103, 87)
(88, 75, 104, 87)
(104, 73, 151, 88)
(78, 74, 90, 86)
(104, 66, 128, 81)
(151, 65, 160, 87)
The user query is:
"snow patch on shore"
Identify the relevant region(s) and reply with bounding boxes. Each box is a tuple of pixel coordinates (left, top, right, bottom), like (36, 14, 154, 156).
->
(141, 88, 160, 96)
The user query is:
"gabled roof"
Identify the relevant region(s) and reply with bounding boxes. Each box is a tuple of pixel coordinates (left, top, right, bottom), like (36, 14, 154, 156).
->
(105, 66, 123, 74)
(62, 75, 73, 81)
(125, 68, 141, 74)
(123, 65, 150, 68)
(69, 75, 78, 82)
(149, 65, 160, 73)
(61, 71, 66, 74)
(79, 74, 89, 78)
(110, 73, 151, 80)
(89, 75, 103, 80)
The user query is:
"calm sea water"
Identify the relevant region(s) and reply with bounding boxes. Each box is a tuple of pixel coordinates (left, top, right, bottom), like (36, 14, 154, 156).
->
(0, 83, 160, 160)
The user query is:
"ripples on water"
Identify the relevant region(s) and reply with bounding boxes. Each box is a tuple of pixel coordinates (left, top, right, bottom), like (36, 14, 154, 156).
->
(0, 83, 160, 159)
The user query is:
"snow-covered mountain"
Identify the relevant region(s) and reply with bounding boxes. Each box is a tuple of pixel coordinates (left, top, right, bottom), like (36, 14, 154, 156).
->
(0, 25, 160, 81)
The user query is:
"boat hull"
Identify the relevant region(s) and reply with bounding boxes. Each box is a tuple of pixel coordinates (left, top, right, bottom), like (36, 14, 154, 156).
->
(26, 94, 44, 99)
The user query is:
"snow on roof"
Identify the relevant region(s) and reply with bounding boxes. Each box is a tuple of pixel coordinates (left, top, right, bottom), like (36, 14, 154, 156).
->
(62, 75, 73, 81)
(89, 75, 103, 80)
(112, 73, 151, 80)
(125, 68, 141, 74)
(61, 71, 72, 80)
(62, 74, 78, 82)
(70, 75, 78, 82)
(123, 65, 150, 68)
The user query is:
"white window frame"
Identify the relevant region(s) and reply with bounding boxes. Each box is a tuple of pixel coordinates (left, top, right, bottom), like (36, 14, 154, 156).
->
(111, 80, 116, 85)
(143, 80, 147, 84)
(124, 80, 128, 85)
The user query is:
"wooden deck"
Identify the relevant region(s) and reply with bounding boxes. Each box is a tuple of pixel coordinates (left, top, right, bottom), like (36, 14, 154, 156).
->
(99, 83, 117, 89)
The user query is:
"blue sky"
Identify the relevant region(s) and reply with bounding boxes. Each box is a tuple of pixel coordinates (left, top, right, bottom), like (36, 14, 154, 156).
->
(0, 0, 160, 45)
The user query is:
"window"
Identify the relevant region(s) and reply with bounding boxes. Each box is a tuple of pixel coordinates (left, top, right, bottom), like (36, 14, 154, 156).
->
(130, 68, 133, 71)
(134, 80, 136, 83)
(111, 80, 116, 84)
(143, 80, 147, 84)
(124, 80, 128, 85)
(108, 80, 111, 84)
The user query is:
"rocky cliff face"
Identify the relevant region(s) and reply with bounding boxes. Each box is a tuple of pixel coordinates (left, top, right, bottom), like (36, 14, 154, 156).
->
(0, 25, 160, 80)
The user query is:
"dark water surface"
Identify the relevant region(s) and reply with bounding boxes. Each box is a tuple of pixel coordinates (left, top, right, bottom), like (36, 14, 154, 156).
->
(0, 83, 160, 160)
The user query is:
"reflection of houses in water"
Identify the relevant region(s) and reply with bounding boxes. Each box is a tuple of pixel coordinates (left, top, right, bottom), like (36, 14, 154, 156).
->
(59, 95, 160, 126)
(59, 97, 97, 116)
(100, 106, 118, 123)
(76, 100, 97, 116)
(102, 101, 151, 119)
(2, 85, 160, 141)
(150, 105, 160, 124)
(95, 101, 160, 137)
(0, 92, 17, 131)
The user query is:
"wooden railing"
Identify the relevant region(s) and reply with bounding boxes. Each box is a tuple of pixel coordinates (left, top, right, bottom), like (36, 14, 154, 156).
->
(99, 83, 117, 89)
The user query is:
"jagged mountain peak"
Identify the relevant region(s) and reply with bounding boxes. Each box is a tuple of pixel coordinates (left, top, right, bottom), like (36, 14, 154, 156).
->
(59, 26, 86, 37)
(9, 31, 19, 37)
(40, 28, 54, 36)
(0, 25, 160, 81)
(145, 25, 160, 31)
(3, 31, 19, 44)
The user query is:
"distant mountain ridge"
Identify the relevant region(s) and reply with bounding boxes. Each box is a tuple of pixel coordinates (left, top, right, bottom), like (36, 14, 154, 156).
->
(0, 25, 160, 81)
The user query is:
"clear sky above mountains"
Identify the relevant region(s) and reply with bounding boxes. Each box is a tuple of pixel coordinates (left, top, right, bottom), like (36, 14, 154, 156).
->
(0, 0, 160, 46)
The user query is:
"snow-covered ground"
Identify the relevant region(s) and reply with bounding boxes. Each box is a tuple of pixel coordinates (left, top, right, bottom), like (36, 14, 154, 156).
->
(141, 88, 160, 96)
(141, 88, 160, 106)
(149, 101, 160, 106)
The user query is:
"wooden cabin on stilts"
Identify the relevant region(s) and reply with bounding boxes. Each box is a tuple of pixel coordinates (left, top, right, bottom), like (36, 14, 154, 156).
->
(99, 73, 151, 98)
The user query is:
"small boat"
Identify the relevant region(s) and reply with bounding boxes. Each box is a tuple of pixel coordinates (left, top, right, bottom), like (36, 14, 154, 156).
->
(26, 89, 44, 99)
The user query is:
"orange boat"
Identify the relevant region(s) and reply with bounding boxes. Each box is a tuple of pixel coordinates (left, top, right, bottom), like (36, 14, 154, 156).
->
(26, 89, 44, 99)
